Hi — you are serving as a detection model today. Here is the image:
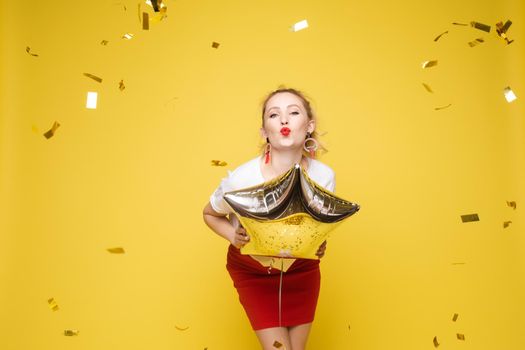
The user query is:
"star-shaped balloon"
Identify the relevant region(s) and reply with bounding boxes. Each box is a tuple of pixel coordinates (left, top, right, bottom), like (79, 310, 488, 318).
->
(224, 164, 360, 259)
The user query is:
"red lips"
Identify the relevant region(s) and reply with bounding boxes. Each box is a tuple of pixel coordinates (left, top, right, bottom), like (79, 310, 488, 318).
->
(280, 127, 291, 136)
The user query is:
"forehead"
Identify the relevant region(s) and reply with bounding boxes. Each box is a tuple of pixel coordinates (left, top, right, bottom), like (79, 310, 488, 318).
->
(265, 92, 305, 110)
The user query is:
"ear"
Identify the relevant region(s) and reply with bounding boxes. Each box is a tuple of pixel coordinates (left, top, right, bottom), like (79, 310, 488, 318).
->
(307, 119, 316, 134)
(260, 127, 268, 139)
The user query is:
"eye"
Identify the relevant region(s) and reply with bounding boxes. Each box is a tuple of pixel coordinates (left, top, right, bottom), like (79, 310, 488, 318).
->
(269, 113, 278, 118)
(291, 111, 300, 115)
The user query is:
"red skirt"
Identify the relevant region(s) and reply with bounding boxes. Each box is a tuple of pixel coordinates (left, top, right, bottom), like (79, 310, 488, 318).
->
(226, 244, 321, 330)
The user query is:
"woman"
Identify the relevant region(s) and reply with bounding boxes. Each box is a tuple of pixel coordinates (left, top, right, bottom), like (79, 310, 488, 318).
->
(203, 88, 335, 350)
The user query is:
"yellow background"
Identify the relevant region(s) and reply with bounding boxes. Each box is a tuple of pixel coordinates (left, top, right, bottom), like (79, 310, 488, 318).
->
(1, 0, 524, 349)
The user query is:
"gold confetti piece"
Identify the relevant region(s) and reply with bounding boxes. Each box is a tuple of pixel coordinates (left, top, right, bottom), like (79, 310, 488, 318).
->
(48, 298, 59, 311)
(422, 83, 433, 93)
(433, 336, 440, 348)
(211, 160, 227, 166)
(83, 73, 103, 83)
(503, 221, 512, 228)
(86, 92, 98, 109)
(211, 41, 220, 49)
(468, 38, 484, 47)
(118, 80, 125, 91)
(142, 12, 149, 30)
(461, 213, 479, 223)
(470, 21, 491, 32)
(25, 46, 39, 57)
(291, 19, 309, 32)
(434, 103, 452, 111)
(452, 313, 459, 321)
(43, 121, 60, 139)
(107, 247, 125, 254)
(496, 20, 514, 44)
(122, 33, 134, 40)
(434, 31, 449, 42)
(348, 325, 351, 330)
(457, 333, 465, 340)
(506, 201, 517, 209)
(175, 325, 189, 331)
(422, 60, 438, 68)
(453, 22, 469, 26)
(100, 40, 109, 45)
(273, 340, 283, 348)
(64, 329, 79, 336)
(503, 87, 517, 103)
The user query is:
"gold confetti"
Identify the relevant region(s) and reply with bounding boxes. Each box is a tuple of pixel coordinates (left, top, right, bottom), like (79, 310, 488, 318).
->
(86, 92, 98, 109)
(434, 31, 449, 42)
(43, 121, 60, 139)
(452, 313, 459, 322)
(422, 83, 433, 93)
(64, 329, 79, 336)
(142, 12, 149, 30)
(25, 46, 39, 57)
(470, 21, 491, 32)
(273, 340, 283, 348)
(434, 103, 451, 111)
(506, 201, 517, 209)
(496, 20, 514, 44)
(468, 38, 484, 47)
(291, 19, 308, 32)
(461, 213, 479, 223)
(422, 60, 438, 68)
(48, 298, 59, 311)
(119, 80, 126, 91)
(452, 22, 468, 26)
(433, 336, 440, 348)
(348, 325, 351, 330)
(83, 73, 103, 83)
(457, 333, 465, 341)
(100, 40, 109, 45)
(211, 160, 227, 166)
(107, 247, 125, 254)
(122, 33, 134, 40)
(211, 41, 220, 49)
(175, 325, 189, 331)
(503, 87, 517, 103)
(503, 221, 512, 228)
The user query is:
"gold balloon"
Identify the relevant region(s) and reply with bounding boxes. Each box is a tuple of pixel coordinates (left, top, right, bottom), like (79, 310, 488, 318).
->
(224, 164, 360, 259)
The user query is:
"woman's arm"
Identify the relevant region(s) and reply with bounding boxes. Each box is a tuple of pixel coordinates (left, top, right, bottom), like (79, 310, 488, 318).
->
(202, 202, 249, 248)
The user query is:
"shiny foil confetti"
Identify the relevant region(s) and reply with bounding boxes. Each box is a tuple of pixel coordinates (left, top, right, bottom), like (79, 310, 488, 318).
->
(506, 201, 517, 209)
(461, 214, 479, 223)
(470, 21, 491, 32)
(107, 247, 125, 254)
(100, 40, 109, 45)
(83, 73, 103, 83)
(457, 333, 465, 341)
(64, 329, 79, 336)
(25, 46, 39, 57)
(43, 121, 60, 139)
(273, 340, 283, 348)
(503, 221, 512, 228)
(422, 60, 438, 68)
(496, 20, 514, 44)
(211, 41, 220, 49)
(142, 12, 149, 30)
(211, 160, 227, 166)
(503, 87, 517, 103)
(452, 22, 469, 26)
(468, 38, 484, 47)
(291, 19, 308, 32)
(48, 298, 59, 311)
(118, 80, 125, 91)
(434, 31, 449, 42)
(122, 33, 134, 40)
(434, 103, 452, 111)
(452, 313, 459, 322)
(422, 83, 433, 93)
(175, 325, 189, 331)
(433, 336, 440, 348)
(86, 92, 98, 109)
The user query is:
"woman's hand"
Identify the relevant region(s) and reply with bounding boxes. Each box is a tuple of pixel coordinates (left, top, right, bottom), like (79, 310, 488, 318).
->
(231, 226, 250, 249)
(316, 240, 327, 258)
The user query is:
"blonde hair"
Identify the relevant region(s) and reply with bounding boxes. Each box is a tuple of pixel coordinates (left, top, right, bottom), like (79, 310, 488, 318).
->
(260, 87, 327, 157)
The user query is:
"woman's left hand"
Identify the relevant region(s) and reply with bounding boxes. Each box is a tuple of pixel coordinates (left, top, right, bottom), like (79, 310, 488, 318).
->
(316, 241, 327, 258)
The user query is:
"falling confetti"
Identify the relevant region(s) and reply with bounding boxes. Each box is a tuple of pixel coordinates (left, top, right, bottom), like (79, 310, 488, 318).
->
(434, 103, 452, 111)
(452, 22, 469, 26)
(273, 340, 283, 348)
(433, 336, 440, 348)
(48, 298, 59, 311)
(211, 41, 220, 49)
(175, 325, 189, 331)
(496, 20, 514, 44)
(86, 92, 98, 109)
(64, 329, 79, 336)
(461, 213, 479, 223)
(457, 333, 465, 341)
(83, 73, 103, 83)
(503, 87, 517, 103)
(142, 12, 150, 30)
(107, 247, 125, 254)
(122, 33, 134, 40)
(25, 46, 39, 57)
(434, 31, 449, 42)
(118, 80, 126, 91)
(211, 160, 227, 166)
(43, 121, 60, 139)
(100, 40, 109, 45)
(503, 221, 512, 228)
(422, 60, 438, 68)
(506, 201, 517, 209)
(470, 21, 491, 32)
(452, 313, 459, 322)
(291, 19, 308, 32)
(468, 38, 484, 47)
(422, 83, 433, 93)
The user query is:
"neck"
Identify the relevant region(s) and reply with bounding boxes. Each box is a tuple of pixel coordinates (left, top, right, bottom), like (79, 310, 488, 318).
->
(266, 148, 306, 176)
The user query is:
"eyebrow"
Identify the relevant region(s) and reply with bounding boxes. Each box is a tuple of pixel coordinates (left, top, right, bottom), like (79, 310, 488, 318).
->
(266, 104, 302, 113)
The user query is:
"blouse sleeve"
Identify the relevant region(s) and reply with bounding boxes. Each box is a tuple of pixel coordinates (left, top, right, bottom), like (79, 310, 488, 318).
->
(209, 171, 233, 215)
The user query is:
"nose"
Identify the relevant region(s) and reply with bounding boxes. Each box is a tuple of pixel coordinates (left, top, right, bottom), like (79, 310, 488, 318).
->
(280, 114, 289, 125)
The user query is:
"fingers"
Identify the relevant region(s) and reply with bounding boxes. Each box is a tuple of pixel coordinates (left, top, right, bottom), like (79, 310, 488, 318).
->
(235, 230, 250, 248)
